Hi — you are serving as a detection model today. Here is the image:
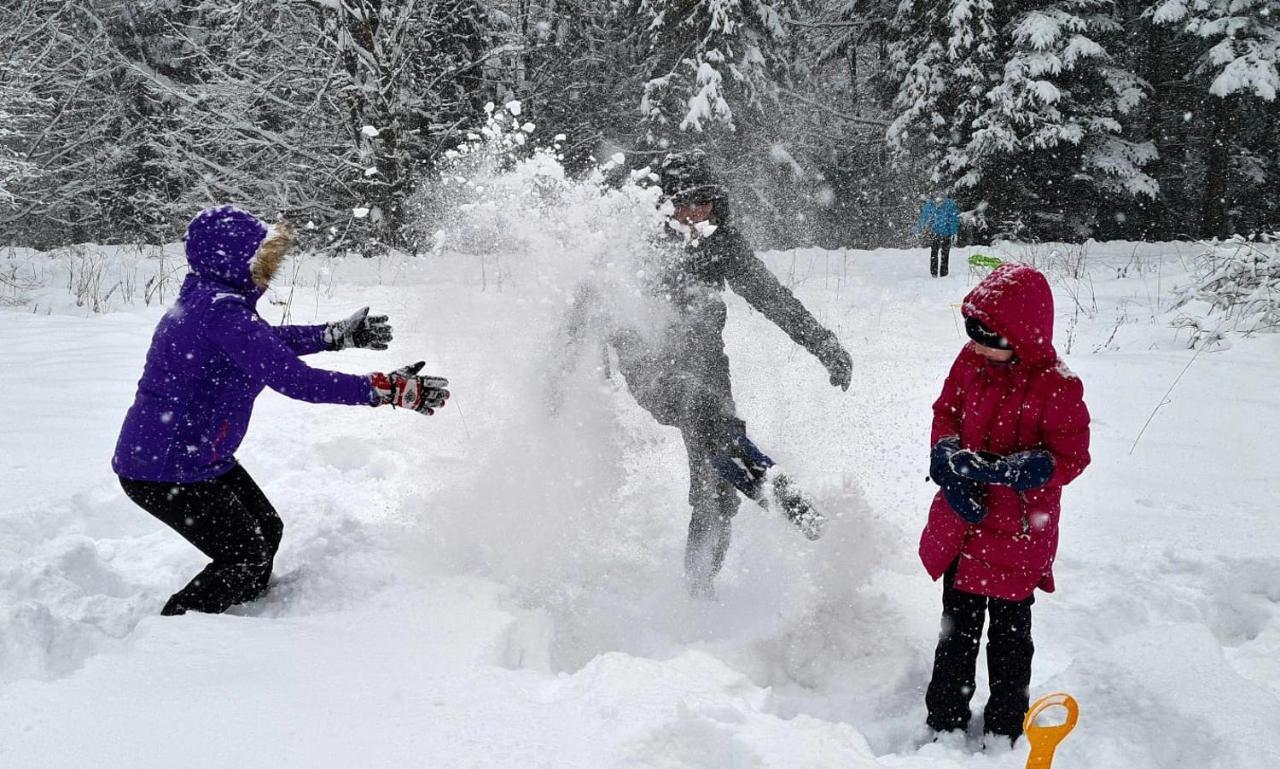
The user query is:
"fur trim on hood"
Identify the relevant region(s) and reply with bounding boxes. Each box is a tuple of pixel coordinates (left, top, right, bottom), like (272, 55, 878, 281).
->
(183, 205, 294, 295)
(251, 220, 295, 290)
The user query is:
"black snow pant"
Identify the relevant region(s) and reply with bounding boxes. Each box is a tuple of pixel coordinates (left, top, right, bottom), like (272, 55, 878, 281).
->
(616, 341, 743, 591)
(925, 562, 1035, 739)
(929, 235, 952, 277)
(119, 465, 283, 615)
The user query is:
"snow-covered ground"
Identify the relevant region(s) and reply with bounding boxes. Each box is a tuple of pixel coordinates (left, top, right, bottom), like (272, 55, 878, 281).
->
(1, 235, 1278, 768)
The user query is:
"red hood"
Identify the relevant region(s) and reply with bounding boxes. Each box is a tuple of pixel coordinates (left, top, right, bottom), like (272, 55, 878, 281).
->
(962, 263, 1056, 363)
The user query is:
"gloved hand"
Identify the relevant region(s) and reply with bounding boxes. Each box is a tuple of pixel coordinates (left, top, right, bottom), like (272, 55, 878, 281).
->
(929, 437, 988, 524)
(949, 449, 1055, 492)
(325, 307, 393, 351)
(929, 436, 961, 484)
(370, 362, 449, 415)
(818, 337, 852, 391)
(942, 477, 987, 524)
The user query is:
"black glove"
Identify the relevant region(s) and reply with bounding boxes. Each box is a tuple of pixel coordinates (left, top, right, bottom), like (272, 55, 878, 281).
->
(949, 449, 1055, 492)
(930, 437, 987, 524)
(370, 362, 449, 415)
(325, 307, 393, 351)
(818, 336, 852, 391)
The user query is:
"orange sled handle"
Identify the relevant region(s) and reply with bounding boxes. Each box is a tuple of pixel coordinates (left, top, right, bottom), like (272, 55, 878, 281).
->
(1023, 692, 1079, 769)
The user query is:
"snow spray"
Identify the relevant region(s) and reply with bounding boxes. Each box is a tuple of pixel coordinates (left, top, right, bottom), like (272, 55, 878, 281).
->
(1023, 692, 1079, 769)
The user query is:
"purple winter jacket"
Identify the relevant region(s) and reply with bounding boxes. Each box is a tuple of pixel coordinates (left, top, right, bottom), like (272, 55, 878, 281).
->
(112, 206, 374, 483)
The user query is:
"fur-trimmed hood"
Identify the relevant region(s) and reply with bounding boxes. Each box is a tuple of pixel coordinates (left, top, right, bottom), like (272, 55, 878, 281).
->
(184, 205, 294, 295)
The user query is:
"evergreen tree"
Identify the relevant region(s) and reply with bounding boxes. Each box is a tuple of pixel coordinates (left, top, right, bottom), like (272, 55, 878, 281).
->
(638, 0, 799, 140)
(1145, 0, 1280, 236)
(888, 0, 1155, 238)
(776, 0, 910, 247)
(637, 0, 831, 246)
(2, 0, 1276, 249)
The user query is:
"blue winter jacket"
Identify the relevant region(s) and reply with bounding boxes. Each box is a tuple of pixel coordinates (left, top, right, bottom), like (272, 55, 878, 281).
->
(112, 206, 374, 483)
(915, 197, 960, 238)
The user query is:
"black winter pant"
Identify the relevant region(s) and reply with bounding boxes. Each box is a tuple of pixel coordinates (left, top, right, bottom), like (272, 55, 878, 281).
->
(925, 562, 1034, 739)
(120, 465, 283, 615)
(616, 343, 743, 591)
(929, 235, 952, 277)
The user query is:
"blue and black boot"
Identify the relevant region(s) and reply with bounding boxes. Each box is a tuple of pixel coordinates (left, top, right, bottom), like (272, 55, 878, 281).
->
(708, 434, 826, 541)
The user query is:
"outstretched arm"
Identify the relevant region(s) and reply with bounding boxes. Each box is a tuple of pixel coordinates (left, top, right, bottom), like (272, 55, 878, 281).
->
(723, 236, 850, 389)
(274, 324, 328, 356)
(208, 298, 373, 405)
(272, 307, 392, 356)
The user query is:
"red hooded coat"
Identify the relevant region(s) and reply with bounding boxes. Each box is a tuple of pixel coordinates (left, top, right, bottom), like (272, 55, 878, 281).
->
(919, 263, 1091, 601)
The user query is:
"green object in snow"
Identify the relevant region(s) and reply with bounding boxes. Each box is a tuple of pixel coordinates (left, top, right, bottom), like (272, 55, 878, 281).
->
(968, 253, 1003, 269)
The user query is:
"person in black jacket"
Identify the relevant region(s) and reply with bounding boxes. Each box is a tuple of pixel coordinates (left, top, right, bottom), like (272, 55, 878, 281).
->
(552, 151, 852, 598)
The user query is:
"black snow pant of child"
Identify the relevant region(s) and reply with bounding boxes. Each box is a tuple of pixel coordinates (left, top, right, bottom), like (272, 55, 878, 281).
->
(615, 341, 743, 594)
(929, 235, 952, 277)
(119, 465, 283, 616)
(926, 562, 1035, 740)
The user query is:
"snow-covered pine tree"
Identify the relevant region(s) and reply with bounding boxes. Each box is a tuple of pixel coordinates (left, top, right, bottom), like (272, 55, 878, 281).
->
(888, 0, 1155, 239)
(637, 0, 832, 246)
(887, 0, 1003, 190)
(780, 0, 912, 247)
(638, 0, 799, 142)
(1150, 0, 1279, 100)
(968, 0, 1155, 237)
(1145, 0, 1279, 236)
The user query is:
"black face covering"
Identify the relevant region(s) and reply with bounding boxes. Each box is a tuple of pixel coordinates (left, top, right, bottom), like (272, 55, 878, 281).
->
(965, 315, 1010, 350)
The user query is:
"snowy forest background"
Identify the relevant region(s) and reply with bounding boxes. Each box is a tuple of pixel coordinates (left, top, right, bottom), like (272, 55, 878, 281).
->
(0, 0, 1277, 252)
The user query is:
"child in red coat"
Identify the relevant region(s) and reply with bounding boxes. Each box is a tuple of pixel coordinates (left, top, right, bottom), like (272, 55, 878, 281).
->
(920, 263, 1091, 744)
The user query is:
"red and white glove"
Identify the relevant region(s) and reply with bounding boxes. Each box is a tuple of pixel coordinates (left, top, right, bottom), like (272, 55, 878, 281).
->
(371, 362, 450, 415)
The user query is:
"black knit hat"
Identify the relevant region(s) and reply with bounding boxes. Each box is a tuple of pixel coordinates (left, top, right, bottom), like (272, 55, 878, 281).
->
(657, 151, 729, 215)
(965, 315, 1010, 350)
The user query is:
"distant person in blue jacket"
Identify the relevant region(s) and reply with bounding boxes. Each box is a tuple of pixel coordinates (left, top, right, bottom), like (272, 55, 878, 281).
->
(914, 192, 960, 277)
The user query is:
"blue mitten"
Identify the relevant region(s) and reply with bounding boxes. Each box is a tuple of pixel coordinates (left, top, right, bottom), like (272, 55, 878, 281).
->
(929, 437, 961, 484)
(949, 449, 1055, 491)
(929, 437, 987, 524)
(941, 477, 987, 524)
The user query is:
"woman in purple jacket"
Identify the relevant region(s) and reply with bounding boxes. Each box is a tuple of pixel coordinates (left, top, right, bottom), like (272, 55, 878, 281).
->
(113, 205, 449, 616)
